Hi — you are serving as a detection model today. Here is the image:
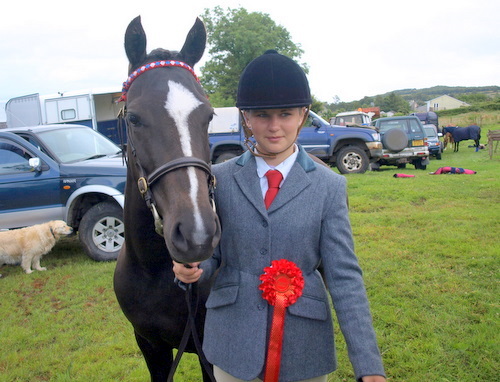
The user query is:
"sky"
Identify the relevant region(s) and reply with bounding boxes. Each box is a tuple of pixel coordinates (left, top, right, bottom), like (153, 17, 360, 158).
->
(1, 0, 499, 121)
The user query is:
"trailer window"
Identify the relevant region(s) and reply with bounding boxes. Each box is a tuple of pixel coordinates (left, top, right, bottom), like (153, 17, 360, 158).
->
(61, 109, 76, 120)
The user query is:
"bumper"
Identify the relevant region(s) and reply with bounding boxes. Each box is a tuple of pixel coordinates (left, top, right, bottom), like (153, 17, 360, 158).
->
(366, 141, 383, 160)
(379, 146, 429, 164)
(428, 146, 442, 156)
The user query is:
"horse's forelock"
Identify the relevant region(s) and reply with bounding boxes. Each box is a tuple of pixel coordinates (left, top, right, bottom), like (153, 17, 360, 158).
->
(147, 48, 182, 62)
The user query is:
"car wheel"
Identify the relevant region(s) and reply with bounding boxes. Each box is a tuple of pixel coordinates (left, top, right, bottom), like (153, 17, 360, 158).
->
(414, 159, 427, 170)
(336, 146, 369, 174)
(214, 152, 238, 164)
(383, 129, 408, 152)
(436, 152, 442, 160)
(370, 161, 381, 171)
(79, 201, 124, 261)
(397, 163, 407, 169)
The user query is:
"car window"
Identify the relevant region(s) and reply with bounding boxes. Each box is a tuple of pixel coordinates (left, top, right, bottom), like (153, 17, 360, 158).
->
(335, 115, 363, 126)
(0, 139, 34, 174)
(409, 119, 422, 133)
(378, 120, 407, 133)
(17, 134, 53, 158)
(36, 127, 121, 163)
(303, 114, 315, 128)
(424, 127, 437, 137)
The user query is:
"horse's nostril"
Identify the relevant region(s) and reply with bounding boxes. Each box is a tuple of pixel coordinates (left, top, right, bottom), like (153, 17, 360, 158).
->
(171, 222, 189, 253)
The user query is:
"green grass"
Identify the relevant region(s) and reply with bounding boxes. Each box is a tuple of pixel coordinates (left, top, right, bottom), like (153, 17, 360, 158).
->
(1, 137, 499, 381)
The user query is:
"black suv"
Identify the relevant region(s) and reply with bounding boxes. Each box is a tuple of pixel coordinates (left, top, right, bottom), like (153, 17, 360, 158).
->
(371, 116, 430, 170)
(0, 124, 126, 261)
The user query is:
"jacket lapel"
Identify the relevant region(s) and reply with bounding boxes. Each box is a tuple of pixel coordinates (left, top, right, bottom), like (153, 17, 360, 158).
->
(268, 161, 311, 212)
(234, 155, 267, 215)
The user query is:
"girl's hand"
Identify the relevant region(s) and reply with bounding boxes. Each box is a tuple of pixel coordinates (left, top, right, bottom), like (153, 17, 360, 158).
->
(173, 261, 203, 283)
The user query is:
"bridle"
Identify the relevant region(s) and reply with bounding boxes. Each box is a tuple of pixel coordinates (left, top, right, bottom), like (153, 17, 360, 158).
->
(117, 60, 216, 236)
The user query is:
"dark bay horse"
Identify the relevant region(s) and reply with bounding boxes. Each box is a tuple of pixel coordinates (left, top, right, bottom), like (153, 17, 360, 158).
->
(114, 16, 221, 381)
(443, 125, 481, 152)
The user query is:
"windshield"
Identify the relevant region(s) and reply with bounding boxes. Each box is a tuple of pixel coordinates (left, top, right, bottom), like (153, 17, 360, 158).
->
(378, 120, 407, 133)
(335, 115, 363, 126)
(37, 127, 121, 163)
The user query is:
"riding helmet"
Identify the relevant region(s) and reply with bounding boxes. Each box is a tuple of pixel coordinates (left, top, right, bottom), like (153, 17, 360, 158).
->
(236, 50, 311, 109)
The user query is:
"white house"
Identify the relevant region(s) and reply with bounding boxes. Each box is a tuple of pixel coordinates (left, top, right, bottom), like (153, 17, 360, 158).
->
(426, 95, 470, 111)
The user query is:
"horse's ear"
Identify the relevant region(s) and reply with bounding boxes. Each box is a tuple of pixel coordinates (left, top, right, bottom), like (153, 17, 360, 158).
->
(179, 17, 206, 67)
(125, 16, 147, 72)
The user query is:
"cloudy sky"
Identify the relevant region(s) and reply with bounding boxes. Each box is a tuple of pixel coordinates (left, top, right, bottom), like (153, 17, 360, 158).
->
(1, 0, 499, 121)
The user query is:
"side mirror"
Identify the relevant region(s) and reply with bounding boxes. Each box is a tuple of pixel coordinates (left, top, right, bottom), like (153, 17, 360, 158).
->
(312, 117, 322, 129)
(438, 133, 443, 137)
(29, 157, 42, 172)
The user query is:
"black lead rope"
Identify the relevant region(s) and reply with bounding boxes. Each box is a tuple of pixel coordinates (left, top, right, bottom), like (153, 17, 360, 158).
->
(167, 283, 216, 382)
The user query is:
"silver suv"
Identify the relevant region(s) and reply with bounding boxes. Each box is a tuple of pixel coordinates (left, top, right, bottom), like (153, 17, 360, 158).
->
(371, 116, 429, 170)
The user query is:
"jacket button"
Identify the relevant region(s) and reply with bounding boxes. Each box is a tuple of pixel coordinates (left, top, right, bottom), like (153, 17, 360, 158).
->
(260, 248, 267, 256)
(262, 220, 268, 228)
(257, 304, 265, 310)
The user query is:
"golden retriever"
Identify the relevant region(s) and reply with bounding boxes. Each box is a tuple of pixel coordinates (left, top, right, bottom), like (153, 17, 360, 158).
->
(0, 220, 73, 274)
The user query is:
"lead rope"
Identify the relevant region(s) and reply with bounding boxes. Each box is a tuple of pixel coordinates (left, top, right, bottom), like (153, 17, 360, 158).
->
(167, 283, 216, 382)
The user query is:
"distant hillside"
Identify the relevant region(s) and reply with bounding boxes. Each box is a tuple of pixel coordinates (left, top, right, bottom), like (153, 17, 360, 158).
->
(322, 85, 500, 119)
(383, 85, 500, 104)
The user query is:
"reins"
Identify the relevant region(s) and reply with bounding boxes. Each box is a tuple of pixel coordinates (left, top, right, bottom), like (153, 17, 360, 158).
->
(168, 283, 214, 381)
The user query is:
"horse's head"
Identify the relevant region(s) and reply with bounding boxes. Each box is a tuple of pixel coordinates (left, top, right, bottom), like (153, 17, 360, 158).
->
(443, 132, 453, 149)
(121, 16, 220, 263)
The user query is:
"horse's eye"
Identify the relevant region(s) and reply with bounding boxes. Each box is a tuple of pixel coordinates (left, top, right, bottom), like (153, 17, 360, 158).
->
(127, 113, 141, 126)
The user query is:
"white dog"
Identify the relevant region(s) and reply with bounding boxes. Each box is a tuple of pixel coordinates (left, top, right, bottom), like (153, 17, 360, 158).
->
(0, 220, 73, 274)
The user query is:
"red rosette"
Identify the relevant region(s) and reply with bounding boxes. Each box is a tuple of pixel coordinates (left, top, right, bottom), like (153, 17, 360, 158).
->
(259, 259, 304, 306)
(259, 259, 304, 382)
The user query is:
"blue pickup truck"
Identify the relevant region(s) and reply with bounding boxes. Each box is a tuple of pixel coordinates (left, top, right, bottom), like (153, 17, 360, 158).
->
(208, 107, 382, 174)
(0, 124, 126, 261)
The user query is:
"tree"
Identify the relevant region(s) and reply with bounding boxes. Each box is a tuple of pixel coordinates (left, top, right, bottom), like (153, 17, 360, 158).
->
(381, 92, 410, 114)
(201, 7, 305, 107)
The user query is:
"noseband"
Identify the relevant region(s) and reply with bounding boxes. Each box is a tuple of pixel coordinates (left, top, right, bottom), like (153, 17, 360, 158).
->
(117, 60, 215, 236)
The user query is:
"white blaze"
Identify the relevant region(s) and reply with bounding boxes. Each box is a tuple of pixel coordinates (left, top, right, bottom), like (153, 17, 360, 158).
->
(164, 80, 207, 244)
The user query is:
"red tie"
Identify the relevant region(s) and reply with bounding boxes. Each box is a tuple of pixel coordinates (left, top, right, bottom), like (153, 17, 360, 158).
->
(264, 170, 283, 209)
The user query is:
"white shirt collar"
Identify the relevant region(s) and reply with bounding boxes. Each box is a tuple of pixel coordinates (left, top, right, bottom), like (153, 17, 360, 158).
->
(255, 144, 299, 196)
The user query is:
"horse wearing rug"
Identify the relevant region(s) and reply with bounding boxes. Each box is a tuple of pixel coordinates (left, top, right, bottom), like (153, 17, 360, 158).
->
(443, 125, 481, 152)
(114, 16, 221, 381)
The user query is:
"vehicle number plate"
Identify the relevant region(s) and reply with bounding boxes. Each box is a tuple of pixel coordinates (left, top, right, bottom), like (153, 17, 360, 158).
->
(412, 140, 424, 146)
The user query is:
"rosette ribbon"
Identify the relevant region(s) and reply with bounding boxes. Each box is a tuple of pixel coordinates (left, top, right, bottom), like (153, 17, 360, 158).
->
(259, 259, 304, 382)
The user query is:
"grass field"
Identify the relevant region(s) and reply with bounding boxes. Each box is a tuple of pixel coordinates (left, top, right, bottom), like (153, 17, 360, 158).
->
(1, 129, 498, 381)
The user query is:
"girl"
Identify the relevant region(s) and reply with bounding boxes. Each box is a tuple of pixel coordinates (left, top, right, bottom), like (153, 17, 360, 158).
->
(174, 50, 386, 382)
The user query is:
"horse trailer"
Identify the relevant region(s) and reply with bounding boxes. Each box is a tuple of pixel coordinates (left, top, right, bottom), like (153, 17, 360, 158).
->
(5, 89, 124, 143)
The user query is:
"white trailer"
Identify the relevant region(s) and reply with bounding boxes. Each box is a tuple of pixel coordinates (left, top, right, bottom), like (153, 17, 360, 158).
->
(5, 89, 123, 143)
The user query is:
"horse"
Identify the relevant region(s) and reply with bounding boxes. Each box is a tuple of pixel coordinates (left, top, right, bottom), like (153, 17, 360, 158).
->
(113, 16, 221, 381)
(442, 125, 481, 152)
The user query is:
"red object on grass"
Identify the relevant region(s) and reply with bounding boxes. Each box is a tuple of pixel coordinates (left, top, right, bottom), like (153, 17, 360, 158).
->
(394, 173, 415, 178)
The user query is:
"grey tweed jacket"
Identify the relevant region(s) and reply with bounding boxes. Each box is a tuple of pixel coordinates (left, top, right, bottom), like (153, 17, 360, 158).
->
(200, 146, 385, 382)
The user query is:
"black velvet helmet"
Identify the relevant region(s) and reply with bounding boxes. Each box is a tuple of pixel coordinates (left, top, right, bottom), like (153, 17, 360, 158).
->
(236, 50, 312, 109)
